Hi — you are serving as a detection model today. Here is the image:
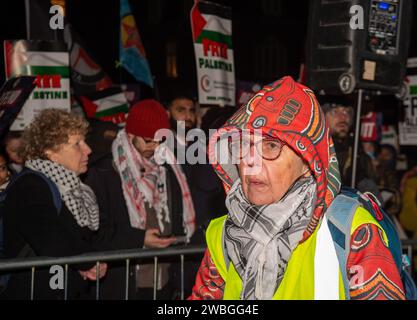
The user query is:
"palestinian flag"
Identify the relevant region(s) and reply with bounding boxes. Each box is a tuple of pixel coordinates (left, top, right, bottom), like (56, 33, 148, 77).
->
(3, 40, 70, 130)
(191, 1, 233, 49)
(4, 40, 69, 80)
(190, 1, 235, 106)
(80, 87, 129, 124)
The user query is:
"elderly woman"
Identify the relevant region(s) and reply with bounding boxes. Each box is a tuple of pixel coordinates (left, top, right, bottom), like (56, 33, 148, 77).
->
(2, 109, 106, 300)
(190, 77, 405, 300)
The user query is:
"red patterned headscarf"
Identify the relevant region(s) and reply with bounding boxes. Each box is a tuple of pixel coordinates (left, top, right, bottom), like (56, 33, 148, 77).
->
(208, 76, 342, 241)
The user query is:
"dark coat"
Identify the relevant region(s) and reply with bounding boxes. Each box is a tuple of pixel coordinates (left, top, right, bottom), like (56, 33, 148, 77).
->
(1, 172, 96, 300)
(84, 155, 145, 299)
(171, 138, 227, 297)
(173, 138, 227, 243)
(84, 153, 208, 299)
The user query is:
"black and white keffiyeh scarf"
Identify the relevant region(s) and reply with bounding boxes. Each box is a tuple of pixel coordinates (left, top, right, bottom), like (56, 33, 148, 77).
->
(26, 159, 99, 231)
(224, 175, 317, 300)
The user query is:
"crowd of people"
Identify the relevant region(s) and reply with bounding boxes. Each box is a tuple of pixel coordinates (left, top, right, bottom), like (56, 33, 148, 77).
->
(321, 99, 414, 232)
(0, 76, 417, 300)
(0, 94, 226, 300)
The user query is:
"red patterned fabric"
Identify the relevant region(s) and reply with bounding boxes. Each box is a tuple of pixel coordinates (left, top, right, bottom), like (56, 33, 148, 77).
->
(347, 224, 405, 300)
(189, 223, 405, 300)
(192, 76, 405, 300)
(188, 249, 225, 300)
(208, 76, 342, 241)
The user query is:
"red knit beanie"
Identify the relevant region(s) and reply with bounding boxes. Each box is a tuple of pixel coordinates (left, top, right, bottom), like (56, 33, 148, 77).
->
(125, 99, 170, 138)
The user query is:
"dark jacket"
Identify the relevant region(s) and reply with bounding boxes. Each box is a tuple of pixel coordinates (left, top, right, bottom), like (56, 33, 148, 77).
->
(84, 156, 145, 251)
(85, 153, 199, 299)
(171, 138, 227, 298)
(334, 137, 377, 186)
(173, 138, 227, 244)
(334, 138, 383, 203)
(181, 161, 227, 242)
(84, 155, 145, 299)
(1, 173, 96, 300)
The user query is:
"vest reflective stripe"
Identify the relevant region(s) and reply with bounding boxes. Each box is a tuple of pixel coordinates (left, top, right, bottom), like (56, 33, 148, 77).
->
(314, 216, 340, 300)
(206, 206, 386, 300)
(206, 215, 229, 281)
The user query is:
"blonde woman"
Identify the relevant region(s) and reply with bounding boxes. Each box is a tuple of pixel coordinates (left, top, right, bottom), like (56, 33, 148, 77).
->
(2, 109, 106, 300)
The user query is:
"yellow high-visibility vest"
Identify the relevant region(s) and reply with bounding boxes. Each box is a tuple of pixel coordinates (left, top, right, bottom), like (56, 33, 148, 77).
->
(206, 207, 386, 300)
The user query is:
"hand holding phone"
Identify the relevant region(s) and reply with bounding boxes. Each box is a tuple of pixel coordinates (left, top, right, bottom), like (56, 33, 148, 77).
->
(158, 234, 173, 239)
(144, 229, 176, 248)
(173, 235, 188, 244)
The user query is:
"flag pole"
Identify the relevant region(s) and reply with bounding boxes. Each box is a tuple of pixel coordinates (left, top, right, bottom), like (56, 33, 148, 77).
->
(351, 89, 363, 188)
(25, 0, 31, 40)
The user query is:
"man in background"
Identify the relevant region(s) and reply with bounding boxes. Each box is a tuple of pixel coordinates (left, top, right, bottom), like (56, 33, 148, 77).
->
(322, 99, 380, 197)
(167, 94, 227, 297)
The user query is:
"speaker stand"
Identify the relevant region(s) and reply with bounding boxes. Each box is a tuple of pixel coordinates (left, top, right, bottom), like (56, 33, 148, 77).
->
(351, 89, 363, 188)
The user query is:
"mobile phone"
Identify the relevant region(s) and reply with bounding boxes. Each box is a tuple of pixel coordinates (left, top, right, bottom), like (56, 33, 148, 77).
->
(158, 234, 173, 239)
(173, 236, 188, 244)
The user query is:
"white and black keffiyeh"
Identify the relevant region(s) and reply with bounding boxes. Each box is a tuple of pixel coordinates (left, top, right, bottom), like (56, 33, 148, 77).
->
(25, 159, 99, 231)
(224, 175, 317, 300)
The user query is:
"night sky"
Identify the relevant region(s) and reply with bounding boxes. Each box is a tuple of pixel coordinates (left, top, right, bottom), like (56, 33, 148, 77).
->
(0, 1, 310, 96)
(1, 0, 416, 116)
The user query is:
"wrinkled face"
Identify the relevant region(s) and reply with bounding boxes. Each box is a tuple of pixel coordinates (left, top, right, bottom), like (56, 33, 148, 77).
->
(169, 98, 196, 130)
(6, 137, 23, 165)
(326, 106, 353, 139)
(131, 135, 160, 159)
(46, 134, 91, 175)
(237, 136, 309, 205)
(0, 156, 10, 185)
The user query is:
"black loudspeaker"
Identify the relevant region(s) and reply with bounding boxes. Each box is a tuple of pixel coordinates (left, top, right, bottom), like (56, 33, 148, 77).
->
(306, 0, 413, 95)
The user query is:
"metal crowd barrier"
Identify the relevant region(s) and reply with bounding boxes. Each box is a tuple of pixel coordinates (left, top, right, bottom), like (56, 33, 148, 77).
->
(1, 240, 417, 300)
(0, 245, 206, 300)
